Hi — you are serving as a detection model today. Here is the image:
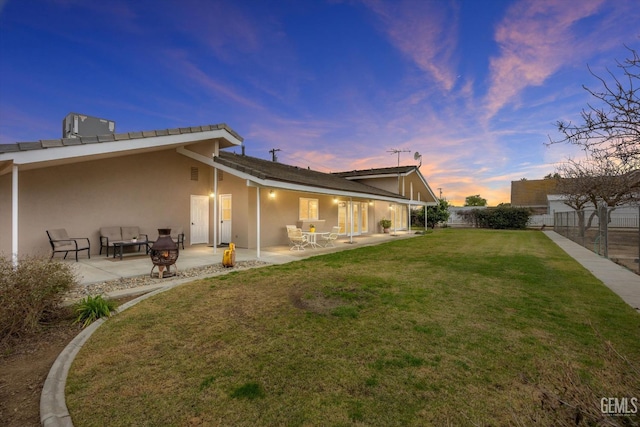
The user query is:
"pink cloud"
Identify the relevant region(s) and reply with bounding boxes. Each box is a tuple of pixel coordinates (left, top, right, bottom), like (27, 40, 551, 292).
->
(164, 50, 265, 111)
(484, 0, 606, 119)
(363, 0, 459, 91)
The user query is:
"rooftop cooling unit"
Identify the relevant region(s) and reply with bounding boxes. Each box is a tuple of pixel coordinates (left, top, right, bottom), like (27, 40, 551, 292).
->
(62, 113, 115, 138)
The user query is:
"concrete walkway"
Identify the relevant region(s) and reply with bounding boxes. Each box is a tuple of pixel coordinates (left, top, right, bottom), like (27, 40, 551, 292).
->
(543, 230, 640, 312)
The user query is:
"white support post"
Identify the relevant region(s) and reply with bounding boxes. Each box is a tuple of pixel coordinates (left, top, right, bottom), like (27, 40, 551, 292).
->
(12, 164, 18, 266)
(213, 167, 218, 255)
(349, 197, 354, 244)
(256, 188, 261, 258)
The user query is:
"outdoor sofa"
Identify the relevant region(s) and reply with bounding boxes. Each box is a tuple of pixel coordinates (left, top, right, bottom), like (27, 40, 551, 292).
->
(99, 226, 148, 257)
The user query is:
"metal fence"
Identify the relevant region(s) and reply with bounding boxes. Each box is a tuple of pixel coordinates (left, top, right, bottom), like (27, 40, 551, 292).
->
(554, 206, 640, 273)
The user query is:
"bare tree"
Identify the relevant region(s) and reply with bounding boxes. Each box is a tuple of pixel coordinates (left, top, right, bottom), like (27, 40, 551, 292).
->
(555, 156, 640, 233)
(549, 46, 640, 167)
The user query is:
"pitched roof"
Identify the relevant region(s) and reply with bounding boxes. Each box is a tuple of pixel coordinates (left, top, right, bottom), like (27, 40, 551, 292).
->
(214, 151, 408, 200)
(511, 179, 560, 207)
(0, 124, 242, 155)
(333, 166, 417, 178)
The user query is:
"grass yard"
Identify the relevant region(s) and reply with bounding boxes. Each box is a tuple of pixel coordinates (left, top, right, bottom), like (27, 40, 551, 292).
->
(66, 229, 640, 426)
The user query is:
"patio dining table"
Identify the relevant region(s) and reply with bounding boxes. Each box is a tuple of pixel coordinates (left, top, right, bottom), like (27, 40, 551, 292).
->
(302, 231, 329, 248)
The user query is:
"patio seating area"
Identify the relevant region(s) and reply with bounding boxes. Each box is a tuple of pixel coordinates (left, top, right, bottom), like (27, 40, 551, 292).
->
(65, 232, 418, 286)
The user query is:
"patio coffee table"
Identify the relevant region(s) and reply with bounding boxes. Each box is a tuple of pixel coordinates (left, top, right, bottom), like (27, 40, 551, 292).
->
(112, 240, 150, 260)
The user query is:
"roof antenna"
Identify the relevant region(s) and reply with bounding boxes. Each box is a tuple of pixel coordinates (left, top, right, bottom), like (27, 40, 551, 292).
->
(387, 148, 410, 167)
(269, 148, 281, 162)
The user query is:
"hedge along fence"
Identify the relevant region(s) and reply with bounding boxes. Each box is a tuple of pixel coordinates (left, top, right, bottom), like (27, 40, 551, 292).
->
(459, 207, 532, 230)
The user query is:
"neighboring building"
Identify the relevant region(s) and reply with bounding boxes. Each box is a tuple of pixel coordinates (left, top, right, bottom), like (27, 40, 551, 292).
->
(510, 179, 559, 214)
(0, 121, 437, 259)
(511, 176, 639, 228)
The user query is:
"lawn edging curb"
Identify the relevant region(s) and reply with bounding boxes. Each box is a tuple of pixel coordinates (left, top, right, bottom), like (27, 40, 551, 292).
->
(39, 283, 177, 427)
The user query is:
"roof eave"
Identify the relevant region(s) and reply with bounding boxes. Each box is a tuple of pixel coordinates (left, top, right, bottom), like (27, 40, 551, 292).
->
(212, 160, 420, 204)
(0, 127, 242, 173)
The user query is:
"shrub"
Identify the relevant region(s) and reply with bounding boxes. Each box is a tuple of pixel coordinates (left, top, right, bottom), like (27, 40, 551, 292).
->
(73, 295, 117, 328)
(379, 218, 392, 229)
(0, 255, 77, 347)
(460, 207, 531, 229)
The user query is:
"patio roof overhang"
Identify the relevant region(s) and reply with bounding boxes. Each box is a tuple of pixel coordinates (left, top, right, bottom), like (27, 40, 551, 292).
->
(0, 125, 243, 175)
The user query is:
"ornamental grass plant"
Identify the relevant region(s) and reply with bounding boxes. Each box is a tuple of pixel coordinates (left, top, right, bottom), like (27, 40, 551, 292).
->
(66, 229, 640, 426)
(73, 295, 117, 328)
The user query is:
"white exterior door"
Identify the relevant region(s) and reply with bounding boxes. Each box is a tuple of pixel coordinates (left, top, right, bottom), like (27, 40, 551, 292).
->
(219, 194, 232, 244)
(190, 195, 209, 244)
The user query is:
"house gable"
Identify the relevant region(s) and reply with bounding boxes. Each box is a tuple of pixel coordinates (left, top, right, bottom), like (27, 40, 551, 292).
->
(334, 166, 437, 204)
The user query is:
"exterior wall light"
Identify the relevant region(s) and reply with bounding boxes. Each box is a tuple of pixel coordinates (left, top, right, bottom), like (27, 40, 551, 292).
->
(269, 190, 276, 199)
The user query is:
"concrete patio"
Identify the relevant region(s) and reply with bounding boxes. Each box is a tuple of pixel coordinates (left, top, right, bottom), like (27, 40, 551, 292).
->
(62, 231, 419, 286)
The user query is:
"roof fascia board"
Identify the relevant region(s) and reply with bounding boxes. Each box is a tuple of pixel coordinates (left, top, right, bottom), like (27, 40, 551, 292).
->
(1, 129, 241, 166)
(342, 172, 412, 180)
(212, 161, 423, 204)
(245, 177, 426, 205)
(412, 170, 438, 201)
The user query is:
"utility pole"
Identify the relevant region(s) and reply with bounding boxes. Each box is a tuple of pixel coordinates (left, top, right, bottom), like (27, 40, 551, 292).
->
(269, 148, 281, 162)
(437, 188, 442, 200)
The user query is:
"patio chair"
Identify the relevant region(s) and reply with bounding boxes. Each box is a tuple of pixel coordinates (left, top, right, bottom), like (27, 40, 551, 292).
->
(319, 226, 340, 247)
(287, 227, 308, 251)
(167, 226, 185, 249)
(46, 229, 91, 261)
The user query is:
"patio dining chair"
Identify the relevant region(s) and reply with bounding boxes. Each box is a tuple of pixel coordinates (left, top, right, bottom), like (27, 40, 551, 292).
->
(46, 229, 91, 261)
(287, 227, 308, 251)
(319, 226, 340, 247)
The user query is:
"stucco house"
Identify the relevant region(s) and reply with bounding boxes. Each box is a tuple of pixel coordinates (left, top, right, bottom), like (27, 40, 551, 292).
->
(0, 121, 437, 259)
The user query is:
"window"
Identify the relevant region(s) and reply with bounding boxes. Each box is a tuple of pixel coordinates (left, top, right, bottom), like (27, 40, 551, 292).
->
(299, 198, 319, 220)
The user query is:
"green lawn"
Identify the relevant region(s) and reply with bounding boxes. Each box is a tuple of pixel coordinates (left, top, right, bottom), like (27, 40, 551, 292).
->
(66, 229, 640, 426)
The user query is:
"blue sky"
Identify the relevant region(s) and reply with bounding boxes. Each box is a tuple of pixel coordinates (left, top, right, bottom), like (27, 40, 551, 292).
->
(1, 0, 638, 205)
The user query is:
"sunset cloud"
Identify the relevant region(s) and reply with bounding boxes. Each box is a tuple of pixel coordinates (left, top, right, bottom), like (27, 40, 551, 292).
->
(363, 0, 459, 91)
(483, 0, 605, 119)
(2, 0, 638, 208)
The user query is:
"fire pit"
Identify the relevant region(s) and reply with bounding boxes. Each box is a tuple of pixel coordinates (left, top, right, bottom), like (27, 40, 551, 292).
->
(149, 228, 179, 278)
